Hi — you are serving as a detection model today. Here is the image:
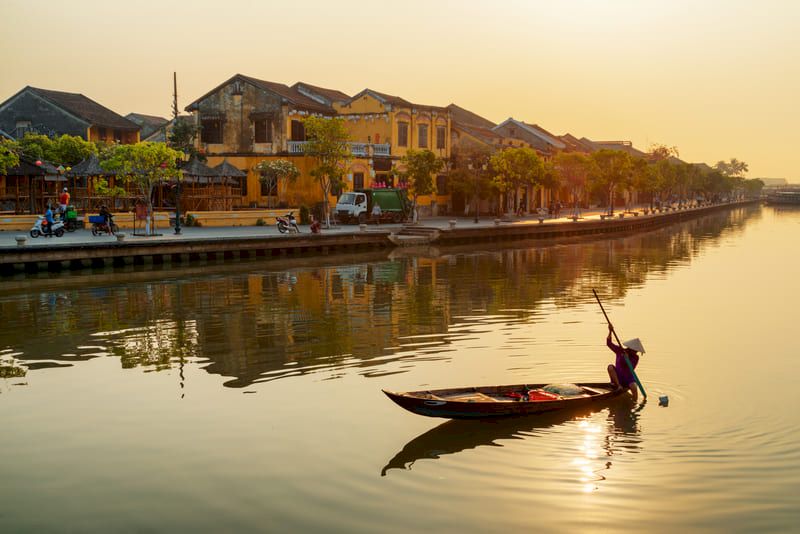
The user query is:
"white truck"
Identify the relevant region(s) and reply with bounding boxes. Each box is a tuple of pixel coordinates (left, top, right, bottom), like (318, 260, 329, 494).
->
(335, 189, 409, 224)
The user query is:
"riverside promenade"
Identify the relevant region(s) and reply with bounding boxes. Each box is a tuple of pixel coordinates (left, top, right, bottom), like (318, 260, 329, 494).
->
(0, 202, 755, 275)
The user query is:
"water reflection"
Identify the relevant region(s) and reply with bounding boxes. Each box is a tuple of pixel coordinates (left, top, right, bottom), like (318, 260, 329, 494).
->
(382, 396, 642, 493)
(0, 207, 759, 389)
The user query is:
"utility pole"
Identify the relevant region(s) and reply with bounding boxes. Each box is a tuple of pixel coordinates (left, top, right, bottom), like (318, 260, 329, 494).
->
(172, 72, 182, 235)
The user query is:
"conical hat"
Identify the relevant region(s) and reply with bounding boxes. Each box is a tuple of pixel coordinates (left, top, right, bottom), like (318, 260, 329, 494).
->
(623, 338, 645, 354)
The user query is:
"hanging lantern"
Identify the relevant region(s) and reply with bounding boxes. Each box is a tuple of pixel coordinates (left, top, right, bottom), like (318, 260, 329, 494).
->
(35, 160, 42, 166)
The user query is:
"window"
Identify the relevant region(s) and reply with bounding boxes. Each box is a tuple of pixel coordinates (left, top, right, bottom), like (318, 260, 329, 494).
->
(240, 175, 248, 197)
(418, 124, 428, 148)
(509, 127, 516, 136)
(353, 172, 364, 190)
(254, 119, 272, 143)
(290, 120, 305, 141)
(436, 126, 446, 149)
(98, 127, 107, 141)
(201, 119, 223, 144)
(397, 122, 408, 147)
(436, 174, 448, 195)
(113, 130, 122, 143)
(15, 120, 31, 138)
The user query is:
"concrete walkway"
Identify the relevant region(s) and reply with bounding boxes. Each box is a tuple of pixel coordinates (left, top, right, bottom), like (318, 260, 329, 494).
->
(0, 206, 649, 248)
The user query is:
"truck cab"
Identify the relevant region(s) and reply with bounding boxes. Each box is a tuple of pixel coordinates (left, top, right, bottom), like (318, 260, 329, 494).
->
(336, 192, 369, 223)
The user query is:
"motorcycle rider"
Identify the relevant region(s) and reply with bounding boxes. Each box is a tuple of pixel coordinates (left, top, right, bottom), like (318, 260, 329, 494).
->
(44, 204, 55, 236)
(98, 205, 113, 234)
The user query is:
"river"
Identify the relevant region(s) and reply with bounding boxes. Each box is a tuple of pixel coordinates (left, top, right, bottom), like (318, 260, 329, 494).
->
(1, 204, 798, 532)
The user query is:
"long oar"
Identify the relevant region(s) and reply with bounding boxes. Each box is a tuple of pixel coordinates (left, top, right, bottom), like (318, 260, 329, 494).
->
(592, 289, 647, 399)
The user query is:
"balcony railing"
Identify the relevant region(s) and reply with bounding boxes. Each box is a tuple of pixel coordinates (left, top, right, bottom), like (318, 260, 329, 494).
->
(286, 141, 391, 157)
(372, 143, 390, 156)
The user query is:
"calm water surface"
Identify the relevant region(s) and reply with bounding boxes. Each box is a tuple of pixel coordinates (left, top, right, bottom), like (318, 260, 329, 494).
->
(1, 205, 798, 532)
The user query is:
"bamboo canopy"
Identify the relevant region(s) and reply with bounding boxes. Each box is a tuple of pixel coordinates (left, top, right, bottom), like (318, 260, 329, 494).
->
(180, 157, 241, 210)
(1, 158, 63, 213)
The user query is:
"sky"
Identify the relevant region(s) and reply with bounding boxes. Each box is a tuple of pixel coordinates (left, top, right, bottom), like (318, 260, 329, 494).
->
(2, 0, 798, 180)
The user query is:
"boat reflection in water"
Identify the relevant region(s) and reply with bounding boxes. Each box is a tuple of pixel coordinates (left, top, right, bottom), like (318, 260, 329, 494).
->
(382, 396, 642, 483)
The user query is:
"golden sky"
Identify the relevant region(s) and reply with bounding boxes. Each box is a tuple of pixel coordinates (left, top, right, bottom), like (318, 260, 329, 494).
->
(2, 0, 798, 180)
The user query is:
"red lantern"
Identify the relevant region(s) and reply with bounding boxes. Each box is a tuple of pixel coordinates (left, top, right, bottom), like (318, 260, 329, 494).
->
(35, 160, 42, 166)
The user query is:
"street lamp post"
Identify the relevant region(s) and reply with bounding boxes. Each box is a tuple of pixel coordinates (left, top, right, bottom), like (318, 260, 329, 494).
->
(174, 180, 182, 235)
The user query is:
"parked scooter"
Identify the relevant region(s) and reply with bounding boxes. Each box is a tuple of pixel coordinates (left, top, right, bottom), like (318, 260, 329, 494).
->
(30, 216, 65, 238)
(89, 213, 118, 236)
(276, 212, 300, 234)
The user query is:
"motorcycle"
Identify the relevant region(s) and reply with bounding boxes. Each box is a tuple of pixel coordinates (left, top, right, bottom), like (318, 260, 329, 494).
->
(89, 213, 119, 236)
(30, 216, 65, 238)
(62, 205, 79, 232)
(276, 212, 300, 234)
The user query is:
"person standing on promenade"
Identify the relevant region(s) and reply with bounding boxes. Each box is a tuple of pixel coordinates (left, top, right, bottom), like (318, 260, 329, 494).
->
(606, 325, 645, 402)
(58, 188, 70, 219)
(371, 202, 382, 225)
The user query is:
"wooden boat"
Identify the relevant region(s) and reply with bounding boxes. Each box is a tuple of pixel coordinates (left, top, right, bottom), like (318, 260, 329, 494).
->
(382, 382, 625, 419)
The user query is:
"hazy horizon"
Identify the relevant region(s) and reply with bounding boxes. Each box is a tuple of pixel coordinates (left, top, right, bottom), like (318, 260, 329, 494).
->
(2, 0, 798, 180)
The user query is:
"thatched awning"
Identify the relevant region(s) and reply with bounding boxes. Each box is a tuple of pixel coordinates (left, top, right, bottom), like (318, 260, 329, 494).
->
(181, 157, 217, 178)
(68, 153, 115, 177)
(213, 159, 246, 178)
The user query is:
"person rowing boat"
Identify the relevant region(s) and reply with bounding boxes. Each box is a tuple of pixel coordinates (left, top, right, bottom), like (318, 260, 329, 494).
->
(606, 325, 645, 401)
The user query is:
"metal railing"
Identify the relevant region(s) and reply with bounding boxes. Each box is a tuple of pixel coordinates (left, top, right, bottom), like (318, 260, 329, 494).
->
(286, 141, 391, 157)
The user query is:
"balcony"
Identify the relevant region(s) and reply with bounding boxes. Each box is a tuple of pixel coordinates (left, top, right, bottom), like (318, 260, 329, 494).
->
(286, 141, 391, 157)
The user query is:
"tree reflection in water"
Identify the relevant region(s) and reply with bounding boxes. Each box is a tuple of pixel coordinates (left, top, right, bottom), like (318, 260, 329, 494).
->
(0, 206, 759, 389)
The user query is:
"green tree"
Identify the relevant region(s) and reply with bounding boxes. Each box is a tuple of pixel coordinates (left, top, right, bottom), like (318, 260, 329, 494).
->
(447, 146, 493, 218)
(169, 119, 202, 161)
(714, 158, 748, 178)
(742, 178, 764, 198)
(255, 159, 301, 208)
(16, 133, 96, 166)
(399, 149, 444, 223)
(100, 142, 184, 235)
(17, 133, 56, 162)
(590, 149, 632, 215)
(53, 135, 97, 166)
(647, 143, 679, 162)
(489, 147, 545, 215)
(0, 139, 19, 174)
(553, 151, 594, 216)
(302, 116, 351, 227)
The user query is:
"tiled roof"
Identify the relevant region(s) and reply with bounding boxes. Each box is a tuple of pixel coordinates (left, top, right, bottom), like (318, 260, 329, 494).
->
(590, 140, 649, 159)
(447, 104, 496, 130)
(523, 122, 564, 145)
(185, 74, 335, 114)
(559, 133, 596, 153)
(27, 87, 139, 130)
(346, 89, 448, 113)
(292, 82, 350, 104)
(126, 113, 169, 139)
(238, 75, 333, 113)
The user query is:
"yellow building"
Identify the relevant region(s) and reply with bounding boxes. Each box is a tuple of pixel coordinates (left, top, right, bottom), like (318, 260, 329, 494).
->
(185, 74, 360, 210)
(185, 75, 455, 216)
(332, 89, 452, 216)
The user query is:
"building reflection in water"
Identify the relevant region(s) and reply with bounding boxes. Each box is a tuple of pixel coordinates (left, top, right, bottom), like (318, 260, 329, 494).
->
(0, 207, 759, 390)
